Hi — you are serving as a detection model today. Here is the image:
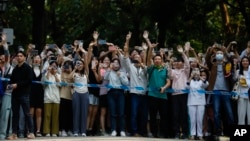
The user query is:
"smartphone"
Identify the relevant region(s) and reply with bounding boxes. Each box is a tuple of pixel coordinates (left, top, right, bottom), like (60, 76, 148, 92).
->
(64, 44, 72, 52)
(98, 39, 107, 45)
(48, 44, 56, 49)
(31, 50, 38, 56)
(135, 46, 143, 51)
(109, 46, 116, 51)
(91, 60, 96, 69)
(50, 56, 57, 61)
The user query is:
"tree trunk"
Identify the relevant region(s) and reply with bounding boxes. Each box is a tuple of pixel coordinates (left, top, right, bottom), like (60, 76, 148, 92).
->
(219, 1, 232, 41)
(237, 0, 250, 39)
(30, 0, 45, 53)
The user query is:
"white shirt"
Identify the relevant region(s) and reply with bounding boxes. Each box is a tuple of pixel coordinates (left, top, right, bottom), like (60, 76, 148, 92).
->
(187, 79, 209, 106)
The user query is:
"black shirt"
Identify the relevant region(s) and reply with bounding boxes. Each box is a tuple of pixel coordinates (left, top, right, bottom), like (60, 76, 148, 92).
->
(10, 62, 33, 97)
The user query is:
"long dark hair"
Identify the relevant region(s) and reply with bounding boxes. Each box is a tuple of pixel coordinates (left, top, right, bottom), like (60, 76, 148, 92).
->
(239, 56, 250, 75)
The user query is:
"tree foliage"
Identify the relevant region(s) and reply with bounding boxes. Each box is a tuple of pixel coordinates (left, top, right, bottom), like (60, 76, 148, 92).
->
(2, 0, 250, 53)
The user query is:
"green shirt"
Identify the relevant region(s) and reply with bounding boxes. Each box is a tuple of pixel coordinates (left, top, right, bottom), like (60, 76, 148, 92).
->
(147, 65, 168, 99)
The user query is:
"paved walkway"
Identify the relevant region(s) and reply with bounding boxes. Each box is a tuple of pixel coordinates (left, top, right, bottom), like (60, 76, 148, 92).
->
(5, 136, 230, 141)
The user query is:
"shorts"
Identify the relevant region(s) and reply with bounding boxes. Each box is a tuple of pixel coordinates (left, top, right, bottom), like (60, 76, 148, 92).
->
(89, 94, 99, 105)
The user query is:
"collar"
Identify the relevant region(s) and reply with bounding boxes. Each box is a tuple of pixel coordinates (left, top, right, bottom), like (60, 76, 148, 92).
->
(154, 65, 163, 70)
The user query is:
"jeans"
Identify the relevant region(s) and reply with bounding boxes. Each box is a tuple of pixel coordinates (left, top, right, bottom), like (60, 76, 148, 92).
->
(11, 95, 34, 134)
(72, 92, 89, 134)
(0, 94, 12, 139)
(130, 93, 148, 135)
(19, 107, 25, 136)
(212, 94, 234, 135)
(107, 89, 125, 132)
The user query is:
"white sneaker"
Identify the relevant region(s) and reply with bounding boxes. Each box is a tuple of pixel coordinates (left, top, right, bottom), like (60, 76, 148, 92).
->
(67, 131, 73, 136)
(81, 133, 86, 137)
(74, 133, 78, 137)
(45, 134, 50, 137)
(111, 130, 117, 137)
(52, 134, 57, 137)
(61, 130, 67, 137)
(120, 131, 126, 137)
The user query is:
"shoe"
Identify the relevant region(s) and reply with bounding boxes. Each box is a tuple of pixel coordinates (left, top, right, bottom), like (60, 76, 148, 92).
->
(73, 133, 78, 137)
(7, 134, 18, 140)
(100, 131, 109, 136)
(27, 133, 35, 139)
(111, 130, 117, 137)
(189, 135, 195, 140)
(134, 133, 141, 137)
(86, 129, 92, 136)
(174, 133, 180, 139)
(67, 131, 73, 137)
(61, 130, 67, 137)
(120, 131, 126, 137)
(81, 133, 86, 137)
(45, 134, 50, 137)
(181, 134, 188, 139)
(51, 134, 57, 137)
(18, 133, 25, 138)
(147, 132, 153, 137)
(198, 136, 204, 140)
(36, 132, 42, 137)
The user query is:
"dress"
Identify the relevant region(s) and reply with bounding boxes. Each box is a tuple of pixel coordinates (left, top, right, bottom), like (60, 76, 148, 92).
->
(30, 68, 44, 108)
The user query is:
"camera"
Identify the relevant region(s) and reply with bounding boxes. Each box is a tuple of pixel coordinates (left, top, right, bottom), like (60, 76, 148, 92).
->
(48, 44, 56, 49)
(131, 59, 139, 64)
(31, 50, 38, 56)
(64, 44, 73, 52)
(50, 56, 57, 62)
(98, 39, 106, 45)
(63, 64, 70, 69)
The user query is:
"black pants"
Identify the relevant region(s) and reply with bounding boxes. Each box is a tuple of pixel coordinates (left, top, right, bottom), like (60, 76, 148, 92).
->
(148, 96, 168, 137)
(59, 98, 73, 132)
(171, 94, 189, 135)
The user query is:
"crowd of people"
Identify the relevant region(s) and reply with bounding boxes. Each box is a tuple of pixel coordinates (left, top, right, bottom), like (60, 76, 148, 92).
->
(0, 30, 249, 140)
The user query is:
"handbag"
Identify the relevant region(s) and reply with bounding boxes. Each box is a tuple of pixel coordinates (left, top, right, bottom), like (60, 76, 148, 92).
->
(231, 81, 239, 100)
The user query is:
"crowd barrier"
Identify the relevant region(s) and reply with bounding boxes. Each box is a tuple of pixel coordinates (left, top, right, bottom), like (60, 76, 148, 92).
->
(1, 77, 245, 96)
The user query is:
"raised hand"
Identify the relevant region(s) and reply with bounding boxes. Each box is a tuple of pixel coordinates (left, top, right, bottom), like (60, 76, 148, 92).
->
(143, 30, 149, 39)
(177, 45, 184, 53)
(126, 31, 132, 41)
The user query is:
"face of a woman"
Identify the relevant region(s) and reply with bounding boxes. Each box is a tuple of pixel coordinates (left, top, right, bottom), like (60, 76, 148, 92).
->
(50, 62, 58, 74)
(103, 57, 110, 67)
(241, 58, 249, 69)
(75, 60, 84, 70)
(33, 55, 41, 64)
(190, 60, 198, 68)
(112, 60, 120, 71)
(200, 71, 207, 80)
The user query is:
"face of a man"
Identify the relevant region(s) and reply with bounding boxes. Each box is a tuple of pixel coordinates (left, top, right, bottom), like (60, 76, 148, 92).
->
(153, 56, 162, 66)
(16, 53, 26, 64)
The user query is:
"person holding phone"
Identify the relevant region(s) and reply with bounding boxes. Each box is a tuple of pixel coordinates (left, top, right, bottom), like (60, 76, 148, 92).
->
(29, 55, 44, 137)
(86, 56, 100, 136)
(104, 58, 129, 137)
(69, 41, 93, 137)
(42, 61, 61, 137)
